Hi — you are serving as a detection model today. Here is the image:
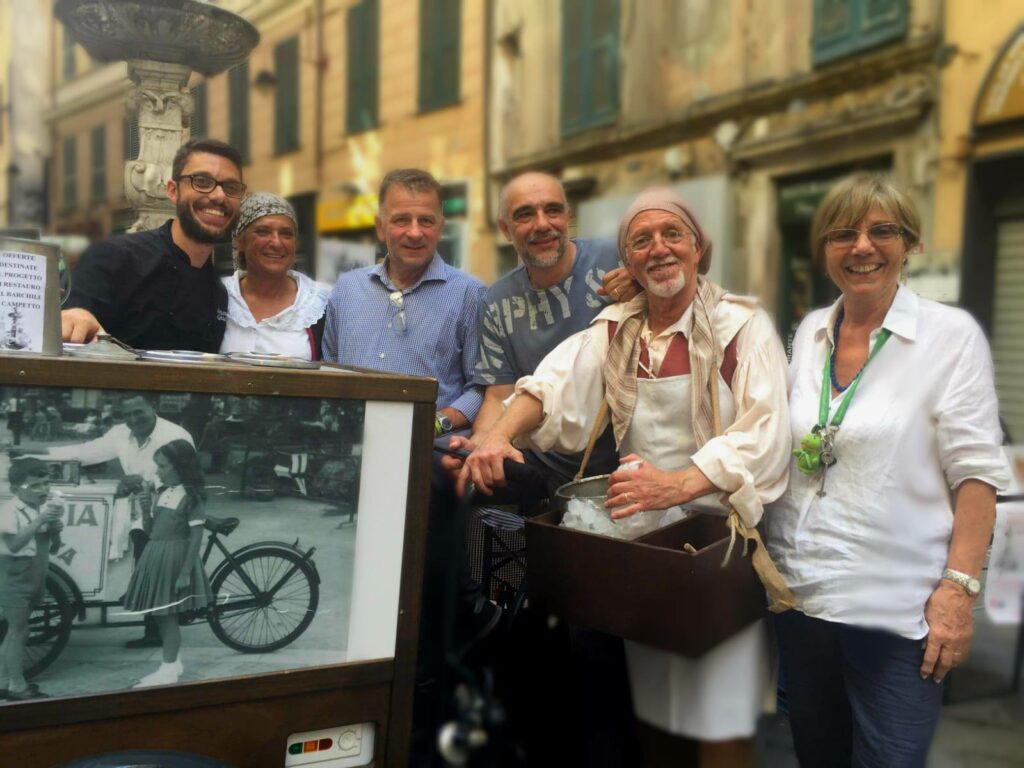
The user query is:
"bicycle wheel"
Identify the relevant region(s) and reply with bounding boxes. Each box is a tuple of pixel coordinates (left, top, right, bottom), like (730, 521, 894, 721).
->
(25, 571, 74, 679)
(208, 547, 319, 653)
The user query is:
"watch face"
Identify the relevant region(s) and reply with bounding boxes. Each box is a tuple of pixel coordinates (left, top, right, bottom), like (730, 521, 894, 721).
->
(968, 578, 981, 595)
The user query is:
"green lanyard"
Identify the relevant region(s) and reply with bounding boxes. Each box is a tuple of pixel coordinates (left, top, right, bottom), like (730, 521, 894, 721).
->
(816, 327, 891, 430)
(794, 325, 892, 483)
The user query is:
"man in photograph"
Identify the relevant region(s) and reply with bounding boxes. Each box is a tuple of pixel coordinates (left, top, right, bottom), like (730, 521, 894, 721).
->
(61, 138, 245, 352)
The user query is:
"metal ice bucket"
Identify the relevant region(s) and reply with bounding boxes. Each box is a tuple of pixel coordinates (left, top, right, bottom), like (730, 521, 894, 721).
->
(554, 474, 611, 513)
(0, 235, 65, 356)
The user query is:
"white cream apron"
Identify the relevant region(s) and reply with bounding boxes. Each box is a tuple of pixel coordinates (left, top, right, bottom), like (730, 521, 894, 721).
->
(621, 372, 769, 740)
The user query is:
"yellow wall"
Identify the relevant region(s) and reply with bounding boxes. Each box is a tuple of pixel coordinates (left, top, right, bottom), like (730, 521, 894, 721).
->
(936, 1, 1024, 256)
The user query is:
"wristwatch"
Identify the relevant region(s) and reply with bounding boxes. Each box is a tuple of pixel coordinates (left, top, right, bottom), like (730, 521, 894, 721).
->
(434, 412, 454, 436)
(941, 567, 982, 597)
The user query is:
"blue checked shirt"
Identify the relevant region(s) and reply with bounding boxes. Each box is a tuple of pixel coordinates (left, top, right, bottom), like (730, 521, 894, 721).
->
(322, 255, 486, 421)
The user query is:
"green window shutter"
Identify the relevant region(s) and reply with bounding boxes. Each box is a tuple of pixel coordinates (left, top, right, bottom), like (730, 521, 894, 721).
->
(418, 0, 460, 113)
(347, 0, 379, 134)
(90, 125, 106, 202)
(274, 37, 300, 154)
(812, 0, 908, 66)
(62, 30, 76, 79)
(190, 82, 208, 139)
(228, 62, 251, 163)
(561, 0, 619, 136)
(122, 117, 138, 162)
(63, 136, 76, 209)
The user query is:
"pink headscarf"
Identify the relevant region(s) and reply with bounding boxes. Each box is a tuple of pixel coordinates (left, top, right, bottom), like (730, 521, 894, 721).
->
(616, 187, 713, 274)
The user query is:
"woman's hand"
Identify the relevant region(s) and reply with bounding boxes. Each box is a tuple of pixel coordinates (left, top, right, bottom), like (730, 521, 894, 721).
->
(920, 580, 975, 683)
(598, 267, 641, 303)
(174, 572, 191, 592)
(605, 454, 713, 519)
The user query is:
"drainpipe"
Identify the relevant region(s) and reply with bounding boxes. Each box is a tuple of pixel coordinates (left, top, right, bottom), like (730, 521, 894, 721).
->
(314, 0, 325, 188)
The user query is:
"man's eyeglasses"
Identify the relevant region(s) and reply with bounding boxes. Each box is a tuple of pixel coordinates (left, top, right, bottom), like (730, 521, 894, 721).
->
(824, 223, 904, 250)
(388, 291, 407, 333)
(628, 228, 692, 254)
(177, 174, 247, 199)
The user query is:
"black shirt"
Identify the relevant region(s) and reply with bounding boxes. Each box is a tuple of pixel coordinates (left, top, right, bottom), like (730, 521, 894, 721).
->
(65, 221, 227, 352)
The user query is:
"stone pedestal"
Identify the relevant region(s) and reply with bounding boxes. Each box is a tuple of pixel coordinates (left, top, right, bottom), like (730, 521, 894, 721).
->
(124, 60, 193, 232)
(55, 0, 258, 231)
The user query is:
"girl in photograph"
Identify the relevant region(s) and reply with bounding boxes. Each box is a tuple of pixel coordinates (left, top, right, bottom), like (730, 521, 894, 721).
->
(123, 439, 213, 688)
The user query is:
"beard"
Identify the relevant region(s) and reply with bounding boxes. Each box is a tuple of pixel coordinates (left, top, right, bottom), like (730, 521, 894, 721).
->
(645, 270, 686, 298)
(518, 231, 567, 269)
(176, 197, 234, 244)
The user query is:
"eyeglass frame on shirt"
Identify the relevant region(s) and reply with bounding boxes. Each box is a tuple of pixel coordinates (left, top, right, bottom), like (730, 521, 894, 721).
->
(388, 290, 408, 333)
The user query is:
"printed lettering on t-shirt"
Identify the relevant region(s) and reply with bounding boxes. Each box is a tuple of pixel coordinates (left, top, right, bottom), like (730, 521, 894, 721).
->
(584, 267, 608, 309)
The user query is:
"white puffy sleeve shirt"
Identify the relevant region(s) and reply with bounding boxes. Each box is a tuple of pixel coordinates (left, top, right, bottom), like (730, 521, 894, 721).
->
(512, 296, 791, 527)
(766, 286, 1011, 639)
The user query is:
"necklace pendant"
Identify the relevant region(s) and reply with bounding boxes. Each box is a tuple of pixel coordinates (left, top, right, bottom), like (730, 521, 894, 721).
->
(816, 460, 828, 498)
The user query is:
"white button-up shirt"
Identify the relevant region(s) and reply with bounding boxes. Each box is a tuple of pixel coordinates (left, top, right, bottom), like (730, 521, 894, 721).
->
(766, 286, 1010, 639)
(49, 417, 194, 484)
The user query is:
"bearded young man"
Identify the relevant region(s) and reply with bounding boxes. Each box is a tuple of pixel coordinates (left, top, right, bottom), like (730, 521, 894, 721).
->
(61, 138, 245, 351)
(460, 188, 791, 768)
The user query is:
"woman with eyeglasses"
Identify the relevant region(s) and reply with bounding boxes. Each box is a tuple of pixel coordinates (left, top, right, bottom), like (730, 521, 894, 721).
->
(766, 173, 1009, 766)
(219, 193, 330, 360)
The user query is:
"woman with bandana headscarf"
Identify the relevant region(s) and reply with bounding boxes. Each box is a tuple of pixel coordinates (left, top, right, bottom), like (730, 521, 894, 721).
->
(219, 192, 330, 360)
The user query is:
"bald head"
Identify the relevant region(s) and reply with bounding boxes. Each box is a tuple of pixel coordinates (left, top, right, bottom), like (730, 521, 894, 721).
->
(498, 172, 573, 270)
(498, 172, 568, 221)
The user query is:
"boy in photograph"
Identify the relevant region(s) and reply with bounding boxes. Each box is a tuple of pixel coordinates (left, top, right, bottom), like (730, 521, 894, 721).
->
(0, 458, 64, 700)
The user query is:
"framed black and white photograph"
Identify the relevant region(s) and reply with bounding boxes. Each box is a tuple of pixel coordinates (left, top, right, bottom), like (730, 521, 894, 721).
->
(0, 380, 403, 699)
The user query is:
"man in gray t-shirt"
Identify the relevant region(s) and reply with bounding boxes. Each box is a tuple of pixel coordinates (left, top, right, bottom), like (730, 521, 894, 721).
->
(446, 171, 638, 487)
(443, 170, 641, 768)
(472, 236, 622, 482)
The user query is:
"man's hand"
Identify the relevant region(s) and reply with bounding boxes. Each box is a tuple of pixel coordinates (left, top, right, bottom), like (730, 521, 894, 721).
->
(457, 430, 525, 498)
(598, 266, 641, 303)
(605, 454, 713, 519)
(116, 474, 145, 498)
(61, 308, 104, 343)
(439, 434, 476, 479)
(920, 580, 975, 683)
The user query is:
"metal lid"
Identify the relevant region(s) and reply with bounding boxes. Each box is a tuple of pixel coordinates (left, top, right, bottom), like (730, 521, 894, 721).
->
(226, 352, 320, 369)
(139, 350, 233, 364)
(554, 474, 612, 502)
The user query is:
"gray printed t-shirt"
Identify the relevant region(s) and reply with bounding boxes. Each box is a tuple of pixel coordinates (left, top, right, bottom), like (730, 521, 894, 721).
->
(473, 237, 621, 482)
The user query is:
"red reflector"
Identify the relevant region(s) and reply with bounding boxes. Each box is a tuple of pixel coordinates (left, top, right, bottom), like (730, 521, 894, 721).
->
(318, 738, 333, 750)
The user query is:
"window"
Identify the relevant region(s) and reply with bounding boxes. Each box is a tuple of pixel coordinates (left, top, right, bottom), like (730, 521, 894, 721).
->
(228, 62, 251, 163)
(62, 136, 77, 209)
(418, 0, 460, 113)
(62, 29, 76, 80)
(274, 37, 300, 154)
(190, 82, 208, 139)
(90, 126, 106, 202)
(812, 0, 908, 66)
(347, 0, 379, 133)
(560, 0, 619, 136)
(122, 117, 138, 162)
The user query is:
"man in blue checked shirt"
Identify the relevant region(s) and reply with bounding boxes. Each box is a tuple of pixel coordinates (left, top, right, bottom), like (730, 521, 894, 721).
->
(322, 168, 486, 431)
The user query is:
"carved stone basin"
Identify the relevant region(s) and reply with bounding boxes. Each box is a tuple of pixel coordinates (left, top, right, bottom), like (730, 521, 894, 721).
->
(55, 0, 258, 76)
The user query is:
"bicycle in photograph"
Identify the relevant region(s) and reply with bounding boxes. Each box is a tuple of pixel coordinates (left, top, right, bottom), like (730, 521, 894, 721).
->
(21, 513, 320, 679)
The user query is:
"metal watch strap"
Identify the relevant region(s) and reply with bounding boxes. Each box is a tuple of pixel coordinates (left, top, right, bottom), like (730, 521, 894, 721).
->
(942, 567, 981, 597)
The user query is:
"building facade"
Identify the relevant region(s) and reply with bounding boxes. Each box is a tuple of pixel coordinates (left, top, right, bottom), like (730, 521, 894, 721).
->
(489, 0, 944, 341)
(0, 0, 51, 232)
(939, 0, 1024, 441)
(46, 0, 496, 282)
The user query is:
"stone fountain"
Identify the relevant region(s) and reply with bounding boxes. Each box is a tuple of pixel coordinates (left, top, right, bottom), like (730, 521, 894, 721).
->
(55, 0, 259, 231)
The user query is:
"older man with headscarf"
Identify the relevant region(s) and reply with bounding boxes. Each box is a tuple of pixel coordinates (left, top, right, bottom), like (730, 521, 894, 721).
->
(219, 192, 330, 360)
(460, 188, 793, 766)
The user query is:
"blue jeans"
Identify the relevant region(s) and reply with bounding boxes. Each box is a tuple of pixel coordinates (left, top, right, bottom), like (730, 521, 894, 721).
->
(774, 610, 943, 768)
